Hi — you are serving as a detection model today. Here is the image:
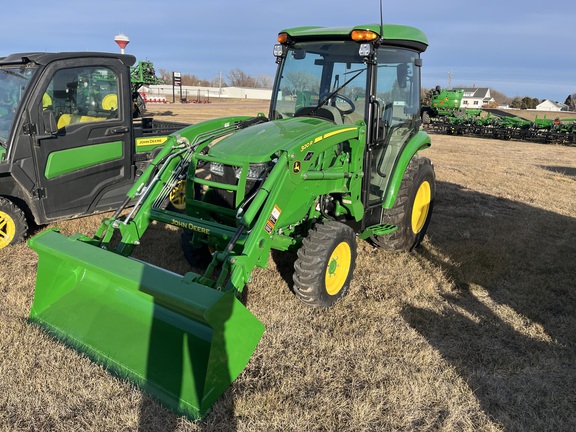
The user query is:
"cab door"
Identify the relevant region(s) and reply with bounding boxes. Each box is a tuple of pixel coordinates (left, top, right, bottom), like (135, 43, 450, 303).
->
(31, 58, 134, 220)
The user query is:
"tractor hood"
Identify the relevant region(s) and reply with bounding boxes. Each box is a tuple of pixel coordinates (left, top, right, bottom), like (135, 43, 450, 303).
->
(209, 117, 358, 163)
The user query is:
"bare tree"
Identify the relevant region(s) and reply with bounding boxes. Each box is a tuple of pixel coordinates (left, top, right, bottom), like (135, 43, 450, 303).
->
(158, 69, 172, 85)
(255, 74, 274, 89)
(489, 88, 510, 106)
(564, 94, 576, 111)
(227, 69, 258, 87)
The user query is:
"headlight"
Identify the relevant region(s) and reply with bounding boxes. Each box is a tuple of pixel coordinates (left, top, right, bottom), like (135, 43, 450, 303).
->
(239, 163, 268, 180)
(210, 162, 268, 180)
(210, 162, 224, 176)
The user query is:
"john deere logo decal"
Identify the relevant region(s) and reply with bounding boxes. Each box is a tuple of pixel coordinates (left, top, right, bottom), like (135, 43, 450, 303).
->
(293, 161, 301, 174)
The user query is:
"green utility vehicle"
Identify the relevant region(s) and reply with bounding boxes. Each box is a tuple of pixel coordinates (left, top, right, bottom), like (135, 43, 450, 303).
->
(28, 23, 435, 419)
(0, 52, 185, 248)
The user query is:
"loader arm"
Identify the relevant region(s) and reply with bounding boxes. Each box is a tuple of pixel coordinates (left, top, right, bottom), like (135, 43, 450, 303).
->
(91, 116, 256, 254)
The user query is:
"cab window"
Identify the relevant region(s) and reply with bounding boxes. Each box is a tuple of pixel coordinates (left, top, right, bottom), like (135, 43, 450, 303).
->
(42, 66, 119, 129)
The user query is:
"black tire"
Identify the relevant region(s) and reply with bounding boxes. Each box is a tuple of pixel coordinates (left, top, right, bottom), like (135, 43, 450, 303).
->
(372, 156, 435, 252)
(0, 197, 28, 249)
(293, 221, 357, 307)
(422, 110, 431, 125)
(180, 229, 212, 268)
(133, 92, 146, 118)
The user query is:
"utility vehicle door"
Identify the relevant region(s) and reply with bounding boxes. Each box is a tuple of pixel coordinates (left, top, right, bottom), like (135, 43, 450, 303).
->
(30, 58, 134, 220)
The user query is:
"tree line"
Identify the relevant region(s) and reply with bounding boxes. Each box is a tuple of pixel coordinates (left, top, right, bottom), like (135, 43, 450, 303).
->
(157, 68, 274, 89)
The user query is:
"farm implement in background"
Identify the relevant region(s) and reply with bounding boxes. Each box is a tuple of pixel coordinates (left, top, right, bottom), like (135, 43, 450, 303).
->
(421, 89, 576, 145)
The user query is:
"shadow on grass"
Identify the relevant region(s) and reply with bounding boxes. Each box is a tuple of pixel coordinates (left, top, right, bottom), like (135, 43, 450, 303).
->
(539, 165, 576, 178)
(402, 181, 576, 431)
(132, 223, 242, 432)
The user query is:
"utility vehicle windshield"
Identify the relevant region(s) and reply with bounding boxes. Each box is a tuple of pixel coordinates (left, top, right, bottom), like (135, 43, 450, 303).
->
(271, 41, 368, 125)
(0, 66, 36, 146)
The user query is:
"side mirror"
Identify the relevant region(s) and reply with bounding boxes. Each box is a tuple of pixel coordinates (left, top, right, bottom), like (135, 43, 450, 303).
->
(397, 64, 408, 89)
(293, 49, 306, 60)
(42, 110, 58, 134)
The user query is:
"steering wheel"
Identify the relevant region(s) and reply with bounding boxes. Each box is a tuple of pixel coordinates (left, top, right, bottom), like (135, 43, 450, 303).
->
(321, 93, 356, 115)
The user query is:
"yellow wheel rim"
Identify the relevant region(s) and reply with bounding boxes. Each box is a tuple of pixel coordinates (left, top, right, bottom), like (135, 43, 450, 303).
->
(325, 241, 352, 295)
(411, 180, 431, 234)
(101, 94, 118, 111)
(169, 180, 186, 210)
(0, 210, 16, 249)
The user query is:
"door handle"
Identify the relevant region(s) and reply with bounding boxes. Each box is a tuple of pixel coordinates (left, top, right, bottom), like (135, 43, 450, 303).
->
(108, 126, 130, 135)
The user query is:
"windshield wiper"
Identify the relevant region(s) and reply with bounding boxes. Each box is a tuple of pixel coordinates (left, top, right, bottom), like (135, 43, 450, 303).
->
(311, 67, 365, 115)
(1, 69, 29, 81)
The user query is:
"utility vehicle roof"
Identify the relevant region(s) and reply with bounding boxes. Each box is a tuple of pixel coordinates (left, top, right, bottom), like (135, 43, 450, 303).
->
(279, 23, 428, 52)
(0, 52, 136, 67)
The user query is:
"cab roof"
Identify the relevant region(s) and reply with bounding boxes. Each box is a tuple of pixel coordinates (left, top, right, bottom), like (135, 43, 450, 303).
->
(279, 23, 428, 52)
(0, 52, 136, 67)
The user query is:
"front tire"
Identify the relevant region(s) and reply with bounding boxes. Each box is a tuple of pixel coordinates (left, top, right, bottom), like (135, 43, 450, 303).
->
(372, 156, 435, 252)
(293, 221, 357, 307)
(0, 197, 28, 249)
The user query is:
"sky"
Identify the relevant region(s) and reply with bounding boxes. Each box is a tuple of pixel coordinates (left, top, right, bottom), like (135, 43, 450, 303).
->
(3, 0, 576, 102)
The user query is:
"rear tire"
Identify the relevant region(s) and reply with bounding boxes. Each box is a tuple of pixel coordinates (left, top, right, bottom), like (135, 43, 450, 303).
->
(293, 221, 357, 307)
(372, 156, 435, 252)
(421, 109, 431, 124)
(0, 197, 28, 249)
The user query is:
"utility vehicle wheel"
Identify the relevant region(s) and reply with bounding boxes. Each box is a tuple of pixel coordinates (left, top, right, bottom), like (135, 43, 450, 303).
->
(293, 221, 357, 307)
(0, 197, 28, 249)
(372, 156, 435, 252)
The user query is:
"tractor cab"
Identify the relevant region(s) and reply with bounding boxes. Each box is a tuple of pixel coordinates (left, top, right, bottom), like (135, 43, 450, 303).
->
(269, 24, 426, 210)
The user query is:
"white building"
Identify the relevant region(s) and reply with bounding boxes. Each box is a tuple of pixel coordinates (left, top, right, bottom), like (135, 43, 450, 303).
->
(142, 85, 272, 102)
(535, 100, 568, 112)
(454, 87, 495, 109)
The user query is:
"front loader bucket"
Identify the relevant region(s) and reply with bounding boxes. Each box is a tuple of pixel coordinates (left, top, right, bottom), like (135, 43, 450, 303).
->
(27, 229, 264, 419)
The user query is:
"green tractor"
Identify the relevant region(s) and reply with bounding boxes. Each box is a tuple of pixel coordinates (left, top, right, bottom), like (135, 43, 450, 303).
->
(28, 23, 435, 419)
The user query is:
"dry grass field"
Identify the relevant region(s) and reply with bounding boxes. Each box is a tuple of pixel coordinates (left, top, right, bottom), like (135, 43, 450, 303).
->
(1, 101, 576, 431)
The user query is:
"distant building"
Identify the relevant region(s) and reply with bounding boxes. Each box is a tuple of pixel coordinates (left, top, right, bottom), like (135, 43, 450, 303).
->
(536, 100, 568, 112)
(453, 87, 495, 109)
(143, 85, 272, 101)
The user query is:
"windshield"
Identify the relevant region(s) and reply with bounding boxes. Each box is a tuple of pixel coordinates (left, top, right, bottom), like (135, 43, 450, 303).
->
(271, 41, 368, 124)
(0, 66, 36, 146)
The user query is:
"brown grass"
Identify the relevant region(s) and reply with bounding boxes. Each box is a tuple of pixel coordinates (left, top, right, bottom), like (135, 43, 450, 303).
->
(1, 103, 576, 431)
